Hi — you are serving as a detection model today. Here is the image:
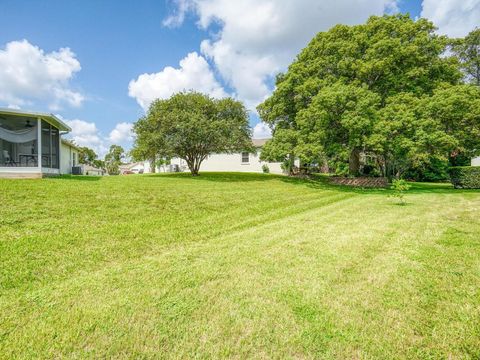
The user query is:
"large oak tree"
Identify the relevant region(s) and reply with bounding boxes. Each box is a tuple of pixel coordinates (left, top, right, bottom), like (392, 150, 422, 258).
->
(258, 15, 480, 178)
(453, 28, 480, 86)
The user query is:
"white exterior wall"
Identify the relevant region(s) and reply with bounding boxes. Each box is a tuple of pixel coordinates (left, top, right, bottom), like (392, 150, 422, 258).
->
(60, 142, 79, 174)
(472, 157, 480, 166)
(170, 151, 284, 174)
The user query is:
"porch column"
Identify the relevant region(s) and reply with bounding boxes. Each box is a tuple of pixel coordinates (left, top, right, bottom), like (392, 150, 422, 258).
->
(37, 118, 42, 171)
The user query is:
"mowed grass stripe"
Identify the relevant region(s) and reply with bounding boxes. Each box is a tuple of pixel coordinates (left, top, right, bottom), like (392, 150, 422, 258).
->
(0, 174, 478, 358)
(0, 195, 363, 358)
(0, 176, 353, 292)
(0, 190, 354, 296)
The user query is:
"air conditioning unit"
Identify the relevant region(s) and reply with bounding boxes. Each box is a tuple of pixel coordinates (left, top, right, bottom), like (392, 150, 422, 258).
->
(72, 166, 82, 175)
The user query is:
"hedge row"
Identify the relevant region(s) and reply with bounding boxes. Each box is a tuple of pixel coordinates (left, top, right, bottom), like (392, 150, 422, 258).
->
(448, 166, 480, 189)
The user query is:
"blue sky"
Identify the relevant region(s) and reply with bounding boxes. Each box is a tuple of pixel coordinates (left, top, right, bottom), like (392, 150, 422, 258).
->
(1, 0, 478, 156)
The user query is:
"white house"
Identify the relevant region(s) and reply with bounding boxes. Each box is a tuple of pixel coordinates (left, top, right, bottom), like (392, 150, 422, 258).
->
(60, 139, 80, 175)
(121, 139, 285, 175)
(81, 164, 105, 176)
(0, 108, 79, 178)
(171, 139, 283, 174)
(168, 139, 285, 174)
(472, 157, 480, 166)
(119, 162, 146, 174)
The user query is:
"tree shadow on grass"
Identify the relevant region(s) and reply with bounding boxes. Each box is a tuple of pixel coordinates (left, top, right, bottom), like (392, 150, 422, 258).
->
(406, 182, 480, 194)
(148, 172, 277, 183)
(149, 172, 387, 194)
(148, 172, 480, 196)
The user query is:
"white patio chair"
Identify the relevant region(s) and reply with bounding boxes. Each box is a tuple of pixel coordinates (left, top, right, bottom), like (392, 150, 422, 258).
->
(3, 150, 17, 166)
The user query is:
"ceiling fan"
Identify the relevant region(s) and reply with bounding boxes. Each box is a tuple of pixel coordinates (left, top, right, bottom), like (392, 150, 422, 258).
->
(25, 120, 34, 128)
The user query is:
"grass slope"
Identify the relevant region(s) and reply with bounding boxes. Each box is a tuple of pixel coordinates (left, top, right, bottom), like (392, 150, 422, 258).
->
(0, 173, 479, 359)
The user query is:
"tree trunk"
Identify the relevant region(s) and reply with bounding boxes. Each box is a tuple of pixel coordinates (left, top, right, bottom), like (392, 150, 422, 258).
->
(320, 159, 329, 174)
(185, 158, 194, 175)
(192, 159, 199, 176)
(349, 148, 360, 176)
(185, 155, 202, 176)
(150, 155, 156, 173)
(288, 153, 295, 175)
(377, 156, 386, 178)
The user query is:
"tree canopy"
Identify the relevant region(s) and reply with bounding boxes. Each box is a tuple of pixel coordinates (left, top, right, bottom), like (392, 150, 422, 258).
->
(132, 92, 252, 175)
(104, 144, 125, 175)
(78, 146, 97, 165)
(258, 15, 480, 179)
(452, 28, 480, 86)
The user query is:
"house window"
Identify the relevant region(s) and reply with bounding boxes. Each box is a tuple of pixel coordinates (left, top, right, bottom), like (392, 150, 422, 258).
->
(241, 152, 249, 163)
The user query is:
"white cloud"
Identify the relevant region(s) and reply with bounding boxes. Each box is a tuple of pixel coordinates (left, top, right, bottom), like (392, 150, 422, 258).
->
(163, 0, 195, 27)
(165, 0, 399, 110)
(64, 119, 108, 156)
(252, 122, 272, 139)
(421, 0, 480, 37)
(63, 119, 134, 158)
(109, 122, 134, 143)
(0, 40, 84, 110)
(128, 51, 227, 111)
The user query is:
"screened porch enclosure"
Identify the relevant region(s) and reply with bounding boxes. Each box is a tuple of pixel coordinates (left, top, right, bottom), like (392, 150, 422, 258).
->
(41, 120, 60, 169)
(0, 115, 60, 169)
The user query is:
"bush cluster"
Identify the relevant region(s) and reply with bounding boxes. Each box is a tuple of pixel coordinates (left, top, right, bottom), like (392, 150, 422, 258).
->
(448, 166, 480, 189)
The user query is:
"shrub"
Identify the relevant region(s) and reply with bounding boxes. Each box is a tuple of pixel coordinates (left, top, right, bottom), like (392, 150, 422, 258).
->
(404, 157, 449, 182)
(390, 179, 411, 205)
(448, 166, 480, 189)
(361, 164, 378, 177)
(262, 164, 270, 174)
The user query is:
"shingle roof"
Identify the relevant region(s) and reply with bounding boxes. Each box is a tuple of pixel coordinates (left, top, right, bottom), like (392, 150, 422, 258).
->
(61, 139, 81, 151)
(252, 138, 270, 147)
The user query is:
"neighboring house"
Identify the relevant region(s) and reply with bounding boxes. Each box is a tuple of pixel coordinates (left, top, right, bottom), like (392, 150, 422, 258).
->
(128, 162, 146, 174)
(81, 164, 105, 176)
(0, 108, 74, 178)
(60, 139, 80, 175)
(472, 157, 480, 166)
(121, 139, 285, 175)
(170, 139, 285, 174)
(120, 162, 145, 174)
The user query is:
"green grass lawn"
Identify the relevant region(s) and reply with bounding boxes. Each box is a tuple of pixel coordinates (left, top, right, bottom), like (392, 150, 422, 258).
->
(0, 173, 479, 359)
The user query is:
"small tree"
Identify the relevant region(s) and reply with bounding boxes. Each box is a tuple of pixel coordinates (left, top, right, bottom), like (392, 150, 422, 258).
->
(156, 157, 171, 172)
(134, 92, 253, 176)
(105, 145, 125, 175)
(78, 146, 97, 165)
(259, 128, 298, 175)
(130, 115, 163, 173)
(92, 159, 105, 170)
(390, 179, 411, 205)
